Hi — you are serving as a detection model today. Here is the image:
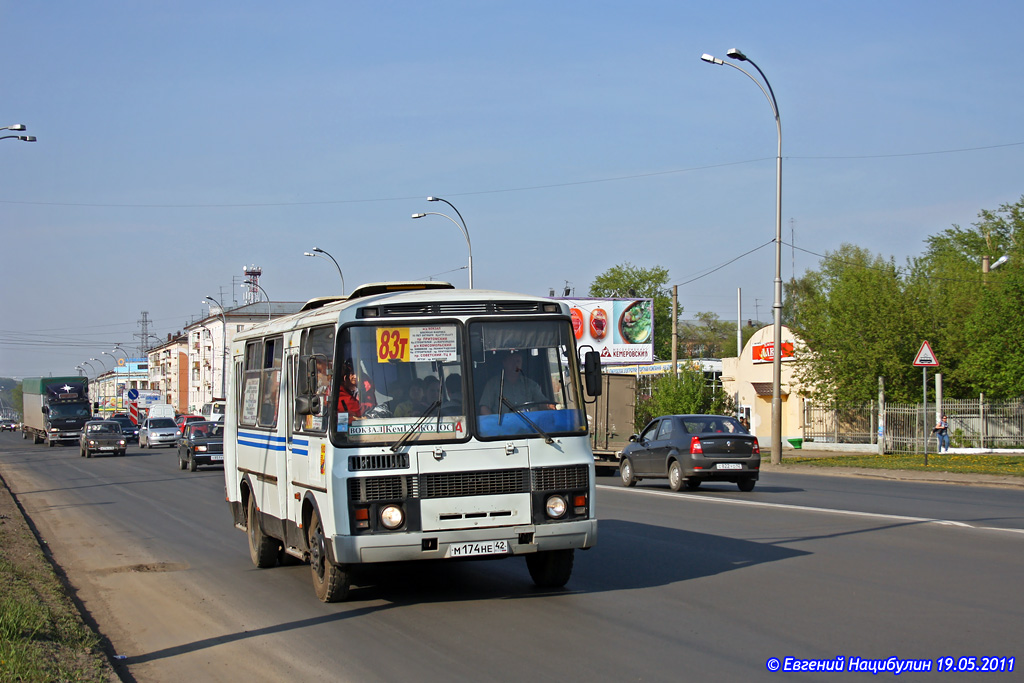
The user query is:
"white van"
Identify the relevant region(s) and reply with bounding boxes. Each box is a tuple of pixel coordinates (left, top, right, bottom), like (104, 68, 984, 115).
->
(147, 403, 175, 420)
(200, 400, 226, 422)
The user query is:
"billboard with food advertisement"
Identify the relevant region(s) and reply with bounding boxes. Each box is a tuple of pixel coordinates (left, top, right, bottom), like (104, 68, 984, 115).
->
(557, 298, 654, 364)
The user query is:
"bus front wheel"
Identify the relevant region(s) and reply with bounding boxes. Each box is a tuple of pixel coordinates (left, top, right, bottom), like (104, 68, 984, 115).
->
(247, 495, 279, 569)
(526, 549, 574, 589)
(308, 509, 350, 603)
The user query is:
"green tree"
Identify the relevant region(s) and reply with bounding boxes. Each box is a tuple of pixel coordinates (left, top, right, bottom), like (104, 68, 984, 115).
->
(634, 369, 734, 431)
(788, 244, 922, 403)
(589, 263, 675, 360)
(911, 195, 1024, 398)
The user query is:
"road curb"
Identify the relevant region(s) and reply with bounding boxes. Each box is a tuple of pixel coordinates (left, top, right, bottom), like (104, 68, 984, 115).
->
(759, 461, 1024, 489)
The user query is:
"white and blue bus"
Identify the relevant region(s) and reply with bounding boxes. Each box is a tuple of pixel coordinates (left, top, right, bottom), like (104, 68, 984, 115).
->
(225, 281, 602, 601)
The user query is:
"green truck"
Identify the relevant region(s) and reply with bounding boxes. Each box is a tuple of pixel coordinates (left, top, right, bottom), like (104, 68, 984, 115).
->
(21, 376, 92, 446)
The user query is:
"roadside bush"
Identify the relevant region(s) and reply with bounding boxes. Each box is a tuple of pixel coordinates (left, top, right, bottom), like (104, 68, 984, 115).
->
(635, 370, 734, 431)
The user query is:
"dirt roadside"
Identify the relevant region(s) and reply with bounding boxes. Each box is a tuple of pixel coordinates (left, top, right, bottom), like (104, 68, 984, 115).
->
(0, 471, 121, 682)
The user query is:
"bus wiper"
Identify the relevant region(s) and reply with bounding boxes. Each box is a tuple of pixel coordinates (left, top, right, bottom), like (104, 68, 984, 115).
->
(390, 400, 441, 453)
(499, 397, 553, 444)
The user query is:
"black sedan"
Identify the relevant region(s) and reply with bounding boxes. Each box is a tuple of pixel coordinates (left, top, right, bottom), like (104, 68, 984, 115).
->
(106, 415, 140, 443)
(619, 414, 760, 492)
(177, 421, 224, 472)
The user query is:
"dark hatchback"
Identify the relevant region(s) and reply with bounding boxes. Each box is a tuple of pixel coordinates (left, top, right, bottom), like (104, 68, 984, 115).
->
(619, 414, 760, 492)
(177, 421, 224, 471)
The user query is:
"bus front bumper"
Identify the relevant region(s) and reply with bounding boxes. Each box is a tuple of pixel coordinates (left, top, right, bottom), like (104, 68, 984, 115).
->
(331, 518, 597, 565)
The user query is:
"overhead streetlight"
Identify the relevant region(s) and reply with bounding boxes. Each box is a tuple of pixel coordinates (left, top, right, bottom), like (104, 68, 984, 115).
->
(204, 296, 228, 400)
(90, 357, 108, 372)
(241, 282, 272, 321)
(702, 47, 784, 465)
(304, 246, 345, 294)
(413, 201, 474, 289)
(1, 124, 35, 143)
(425, 197, 473, 288)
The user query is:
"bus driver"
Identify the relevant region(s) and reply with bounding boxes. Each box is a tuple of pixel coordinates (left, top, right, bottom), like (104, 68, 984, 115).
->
(478, 350, 552, 415)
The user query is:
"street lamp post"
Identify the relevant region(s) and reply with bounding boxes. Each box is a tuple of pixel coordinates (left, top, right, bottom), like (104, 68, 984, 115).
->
(102, 351, 122, 410)
(1, 123, 35, 143)
(204, 296, 228, 400)
(90, 357, 108, 413)
(241, 282, 272, 321)
(412, 200, 473, 288)
(702, 48, 784, 464)
(304, 247, 345, 294)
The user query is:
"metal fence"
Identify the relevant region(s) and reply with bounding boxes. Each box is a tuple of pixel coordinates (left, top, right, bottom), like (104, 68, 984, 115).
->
(804, 398, 1024, 453)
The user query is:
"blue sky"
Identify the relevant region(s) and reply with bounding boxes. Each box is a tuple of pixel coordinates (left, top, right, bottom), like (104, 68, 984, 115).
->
(1, 1, 1022, 377)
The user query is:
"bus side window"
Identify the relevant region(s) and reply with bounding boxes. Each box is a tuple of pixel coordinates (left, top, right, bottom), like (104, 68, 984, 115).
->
(258, 336, 283, 428)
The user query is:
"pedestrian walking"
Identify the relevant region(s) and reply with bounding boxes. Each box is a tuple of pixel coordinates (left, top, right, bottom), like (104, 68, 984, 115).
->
(933, 414, 949, 453)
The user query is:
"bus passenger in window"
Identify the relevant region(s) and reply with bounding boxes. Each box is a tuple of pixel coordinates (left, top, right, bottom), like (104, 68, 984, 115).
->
(337, 360, 363, 418)
(393, 378, 426, 417)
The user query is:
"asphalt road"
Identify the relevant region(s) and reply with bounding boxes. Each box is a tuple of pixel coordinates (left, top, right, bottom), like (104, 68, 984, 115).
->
(2, 433, 1022, 682)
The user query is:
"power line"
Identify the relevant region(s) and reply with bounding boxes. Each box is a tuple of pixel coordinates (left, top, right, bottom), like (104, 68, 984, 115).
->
(1, 141, 1019, 209)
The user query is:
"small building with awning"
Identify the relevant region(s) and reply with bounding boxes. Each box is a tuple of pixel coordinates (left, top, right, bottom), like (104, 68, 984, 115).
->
(720, 324, 806, 447)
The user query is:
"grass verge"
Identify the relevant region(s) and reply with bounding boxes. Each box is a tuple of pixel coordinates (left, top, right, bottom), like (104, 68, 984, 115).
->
(785, 452, 1024, 477)
(0, 478, 117, 682)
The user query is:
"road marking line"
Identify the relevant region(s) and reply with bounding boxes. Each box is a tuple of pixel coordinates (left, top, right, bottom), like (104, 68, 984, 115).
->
(597, 484, 1024, 536)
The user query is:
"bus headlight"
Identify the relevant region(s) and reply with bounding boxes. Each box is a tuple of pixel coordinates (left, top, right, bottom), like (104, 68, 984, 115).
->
(380, 505, 405, 530)
(545, 495, 568, 519)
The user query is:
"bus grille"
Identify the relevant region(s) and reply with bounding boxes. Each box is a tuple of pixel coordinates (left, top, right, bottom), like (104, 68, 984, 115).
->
(349, 465, 588, 502)
(420, 468, 529, 499)
(349, 453, 410, 471)
(348, 475, 419, 502)
(532, 464, 589, 491)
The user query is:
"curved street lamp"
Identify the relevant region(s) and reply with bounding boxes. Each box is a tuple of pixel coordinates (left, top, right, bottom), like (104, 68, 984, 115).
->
(702, 48, 784, 465)
(412, 202, 473, 288)
(241, 282, 273, 321)
(204, 296, 228, 400)
(102, 351, 123, 409)
(304, 247, 346, 295)
(1, 123, 35, 143)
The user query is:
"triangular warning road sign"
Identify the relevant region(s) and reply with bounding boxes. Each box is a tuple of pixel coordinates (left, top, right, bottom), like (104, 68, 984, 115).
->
(913, 340, 939, 367)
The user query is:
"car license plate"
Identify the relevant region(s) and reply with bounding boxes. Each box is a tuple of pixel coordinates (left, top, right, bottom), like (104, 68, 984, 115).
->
(211, 455, 224, 461)
(100, 446, 117, 451)
(446, 540, 509, 558)
(717, 463, 742, 469)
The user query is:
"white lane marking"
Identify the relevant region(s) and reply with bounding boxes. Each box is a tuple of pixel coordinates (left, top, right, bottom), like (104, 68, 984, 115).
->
(597, 484, 1024, 535)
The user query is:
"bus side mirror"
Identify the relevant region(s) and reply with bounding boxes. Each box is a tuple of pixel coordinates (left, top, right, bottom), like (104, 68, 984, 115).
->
(583, 350, 602, 397)
(295, 395, 321, 416)
(304, 357, 319, 395)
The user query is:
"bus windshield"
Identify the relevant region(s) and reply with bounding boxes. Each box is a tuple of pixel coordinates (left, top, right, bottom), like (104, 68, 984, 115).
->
(469, 319, 586, 440)
(328, 318, 586, 446)
(332, 323, 467, 446)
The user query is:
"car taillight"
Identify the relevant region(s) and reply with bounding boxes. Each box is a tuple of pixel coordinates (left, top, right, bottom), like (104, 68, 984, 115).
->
(690, 436, 703, 454)
(752, 439, 760, 455)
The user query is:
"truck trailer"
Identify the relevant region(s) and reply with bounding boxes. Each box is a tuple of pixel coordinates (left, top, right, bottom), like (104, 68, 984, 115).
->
(22, 376, 92, 446)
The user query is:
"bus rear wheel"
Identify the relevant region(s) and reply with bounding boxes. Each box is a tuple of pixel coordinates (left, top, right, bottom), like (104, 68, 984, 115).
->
(526, 549, 574, 589)
(247, 495, 279, 569)
(308, 508, 350, 602)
